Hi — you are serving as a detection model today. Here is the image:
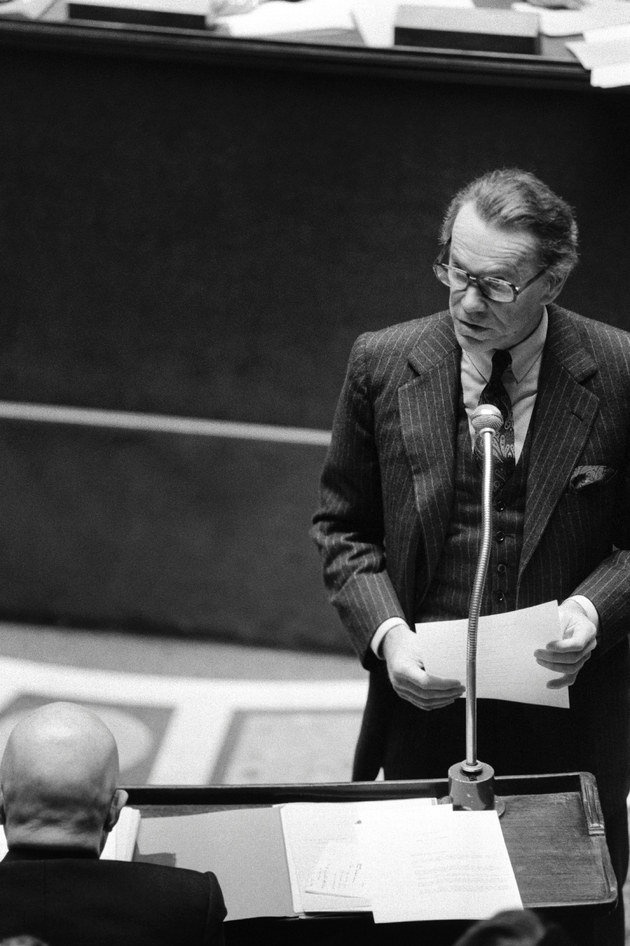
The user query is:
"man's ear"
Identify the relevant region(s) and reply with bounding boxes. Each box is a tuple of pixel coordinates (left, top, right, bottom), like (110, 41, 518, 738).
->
(104, 788, 129, 834)
(541, 269, 569, 305)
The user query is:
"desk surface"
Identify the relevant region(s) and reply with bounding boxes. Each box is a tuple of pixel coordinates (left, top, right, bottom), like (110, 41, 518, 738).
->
(126, 773, 617, 915)
(0, 0, 613, 90)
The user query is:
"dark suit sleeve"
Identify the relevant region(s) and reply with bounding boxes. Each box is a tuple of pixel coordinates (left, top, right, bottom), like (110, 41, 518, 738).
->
(568, 324, 630, 656)
(201, 872, 227, 946)
(573, 441, 630, 656)
(311, 333, 406, 666)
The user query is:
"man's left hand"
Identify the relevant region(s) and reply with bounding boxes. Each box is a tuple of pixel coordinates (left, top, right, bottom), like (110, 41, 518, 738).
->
(534, 599, 598, 688)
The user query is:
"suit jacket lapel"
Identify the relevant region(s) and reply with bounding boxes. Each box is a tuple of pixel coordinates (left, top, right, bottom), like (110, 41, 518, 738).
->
(519, 306, 600, 580)
(399, 314, 460, 578)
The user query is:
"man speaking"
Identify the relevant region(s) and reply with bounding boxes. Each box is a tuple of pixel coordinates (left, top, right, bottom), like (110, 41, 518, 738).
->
(312, 169, 630, 943)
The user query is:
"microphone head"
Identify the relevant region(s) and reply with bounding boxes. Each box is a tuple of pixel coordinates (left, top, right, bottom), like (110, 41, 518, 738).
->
(471, 404, 503, 435)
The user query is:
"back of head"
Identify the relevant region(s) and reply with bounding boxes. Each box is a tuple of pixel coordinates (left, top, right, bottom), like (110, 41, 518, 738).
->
(0, 702, 127, 855)
(453, 910, 575, 946)
(0, 938, 50, 946)
(440, 169, 579, 282)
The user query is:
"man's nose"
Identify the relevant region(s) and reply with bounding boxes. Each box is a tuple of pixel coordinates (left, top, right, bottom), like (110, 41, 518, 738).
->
(460, 281, 487, 313)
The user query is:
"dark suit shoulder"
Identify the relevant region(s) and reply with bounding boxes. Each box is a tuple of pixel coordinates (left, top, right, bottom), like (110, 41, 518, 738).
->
(550, 304, 630, 349)
(358, 312, 450, 352)
(89, 859, 226, 919)
(0, 855, 223, 896)
(548, 305, 630, 396)
(349, 312, 454, 385)
(0, 858, 226, 946)
(96, 858, 222, 891)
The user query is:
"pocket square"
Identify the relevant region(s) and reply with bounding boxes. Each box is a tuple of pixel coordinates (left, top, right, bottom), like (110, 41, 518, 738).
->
(569, 465, 617, 491)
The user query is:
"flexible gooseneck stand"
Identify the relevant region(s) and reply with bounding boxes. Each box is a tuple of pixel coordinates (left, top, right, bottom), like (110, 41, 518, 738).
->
(448, 403, 505, 815)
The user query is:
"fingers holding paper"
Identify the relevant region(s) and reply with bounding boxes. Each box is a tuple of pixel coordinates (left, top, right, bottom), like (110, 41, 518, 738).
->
(382, 623, 465, 711)
(535, 599, 598, 688)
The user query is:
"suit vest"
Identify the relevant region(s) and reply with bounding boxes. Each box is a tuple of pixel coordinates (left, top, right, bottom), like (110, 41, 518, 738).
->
(417, 393, 532, 622)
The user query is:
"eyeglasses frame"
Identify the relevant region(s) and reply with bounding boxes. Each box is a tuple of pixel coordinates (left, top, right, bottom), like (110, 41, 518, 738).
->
(433, 241, 548, 303)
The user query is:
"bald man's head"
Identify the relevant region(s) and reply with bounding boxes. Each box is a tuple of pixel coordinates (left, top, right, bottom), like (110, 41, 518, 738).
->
(0, 703, 128, 855)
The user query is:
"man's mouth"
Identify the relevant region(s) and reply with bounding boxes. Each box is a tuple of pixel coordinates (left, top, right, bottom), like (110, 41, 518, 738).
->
(459, 319, 485, 332)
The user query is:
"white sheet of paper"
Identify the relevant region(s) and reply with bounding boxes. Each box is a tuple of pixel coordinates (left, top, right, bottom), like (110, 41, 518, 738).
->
(415, 601, 569, 709)
(512, 0, 630, 36)
(280, 797, 436, 913)
(358, 807, 522, 923)
(280, 801, 371, 914)
(218, 0, 355, 37)
(585, 20, 630, 40)
(101, 806, 142, 860)
(305, 840, 369, 898)
(567, 35, 630, 66)
(566, 21, 630, 83)
(591, 59, 630, 83)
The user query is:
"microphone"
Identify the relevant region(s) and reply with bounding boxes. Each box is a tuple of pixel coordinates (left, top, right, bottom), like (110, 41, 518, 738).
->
(472, 404, 503, 511)
(471, 403, 503, 437)
(448, 401, 505, 815)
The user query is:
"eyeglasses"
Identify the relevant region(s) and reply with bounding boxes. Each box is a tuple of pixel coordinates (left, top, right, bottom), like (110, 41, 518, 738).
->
(433, 243, 547, 303)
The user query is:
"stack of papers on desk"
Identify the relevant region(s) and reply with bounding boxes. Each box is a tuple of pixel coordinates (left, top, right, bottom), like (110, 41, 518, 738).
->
(512, 0, 630, 37)
(358, 803, 522, 923)
(101, 806, 142, 860)
(281, 799, 522, 921)
(567, 21, 630, 84)
(279, 798, 437, 914)
(137, 798, 523, 923)
(512, 0, 630, 85)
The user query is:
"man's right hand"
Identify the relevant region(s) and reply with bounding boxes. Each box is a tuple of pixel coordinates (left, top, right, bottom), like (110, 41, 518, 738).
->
(381, 623, 465, 711)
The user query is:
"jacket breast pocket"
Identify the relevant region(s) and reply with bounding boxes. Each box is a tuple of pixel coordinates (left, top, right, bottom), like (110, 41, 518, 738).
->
(568, 465, 618, 492)
(559, 465, 618, 526)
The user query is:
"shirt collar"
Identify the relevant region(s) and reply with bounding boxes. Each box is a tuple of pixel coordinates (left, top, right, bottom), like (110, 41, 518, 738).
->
(466, 307, 548, 384)
(3, 845, 100, 861)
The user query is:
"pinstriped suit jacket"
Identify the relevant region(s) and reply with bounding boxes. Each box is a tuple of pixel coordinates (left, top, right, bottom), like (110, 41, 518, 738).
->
(312, 304, 630, 794)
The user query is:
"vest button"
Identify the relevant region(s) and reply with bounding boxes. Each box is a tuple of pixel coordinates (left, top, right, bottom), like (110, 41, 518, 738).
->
(497, 563, 507, 574)
(495, 501, 506, 512)
(495, 531, 505, 543)
(497, 591, 505, 602)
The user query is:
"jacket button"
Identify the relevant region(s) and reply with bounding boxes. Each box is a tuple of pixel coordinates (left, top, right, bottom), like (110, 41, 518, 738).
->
(496, 531, 505, 543)
(495, 501, 506, 512)
(497, 591, 505, 602)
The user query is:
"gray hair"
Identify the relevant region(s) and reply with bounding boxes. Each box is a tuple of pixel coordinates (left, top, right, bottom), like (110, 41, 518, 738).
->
(0, 939, 50, 946)
(440, 169, 579, 279)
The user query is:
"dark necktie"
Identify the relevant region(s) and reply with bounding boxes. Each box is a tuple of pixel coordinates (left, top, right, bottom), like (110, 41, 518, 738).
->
(476, 349, 515, 493)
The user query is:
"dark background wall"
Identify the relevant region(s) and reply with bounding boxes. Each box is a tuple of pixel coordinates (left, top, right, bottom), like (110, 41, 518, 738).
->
(0, 37, 629, 650)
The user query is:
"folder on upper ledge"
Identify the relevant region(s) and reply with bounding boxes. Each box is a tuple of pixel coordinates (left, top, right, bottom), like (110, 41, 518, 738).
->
(394, 4, 541, 54)
(68, 0, 212, 30)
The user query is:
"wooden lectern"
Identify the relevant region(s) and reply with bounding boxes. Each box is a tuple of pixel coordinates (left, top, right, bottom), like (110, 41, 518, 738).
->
(126, 771, 616, 946)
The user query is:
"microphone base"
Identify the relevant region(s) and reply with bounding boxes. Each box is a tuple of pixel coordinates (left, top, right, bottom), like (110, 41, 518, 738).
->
(448, 760, 505, 816)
